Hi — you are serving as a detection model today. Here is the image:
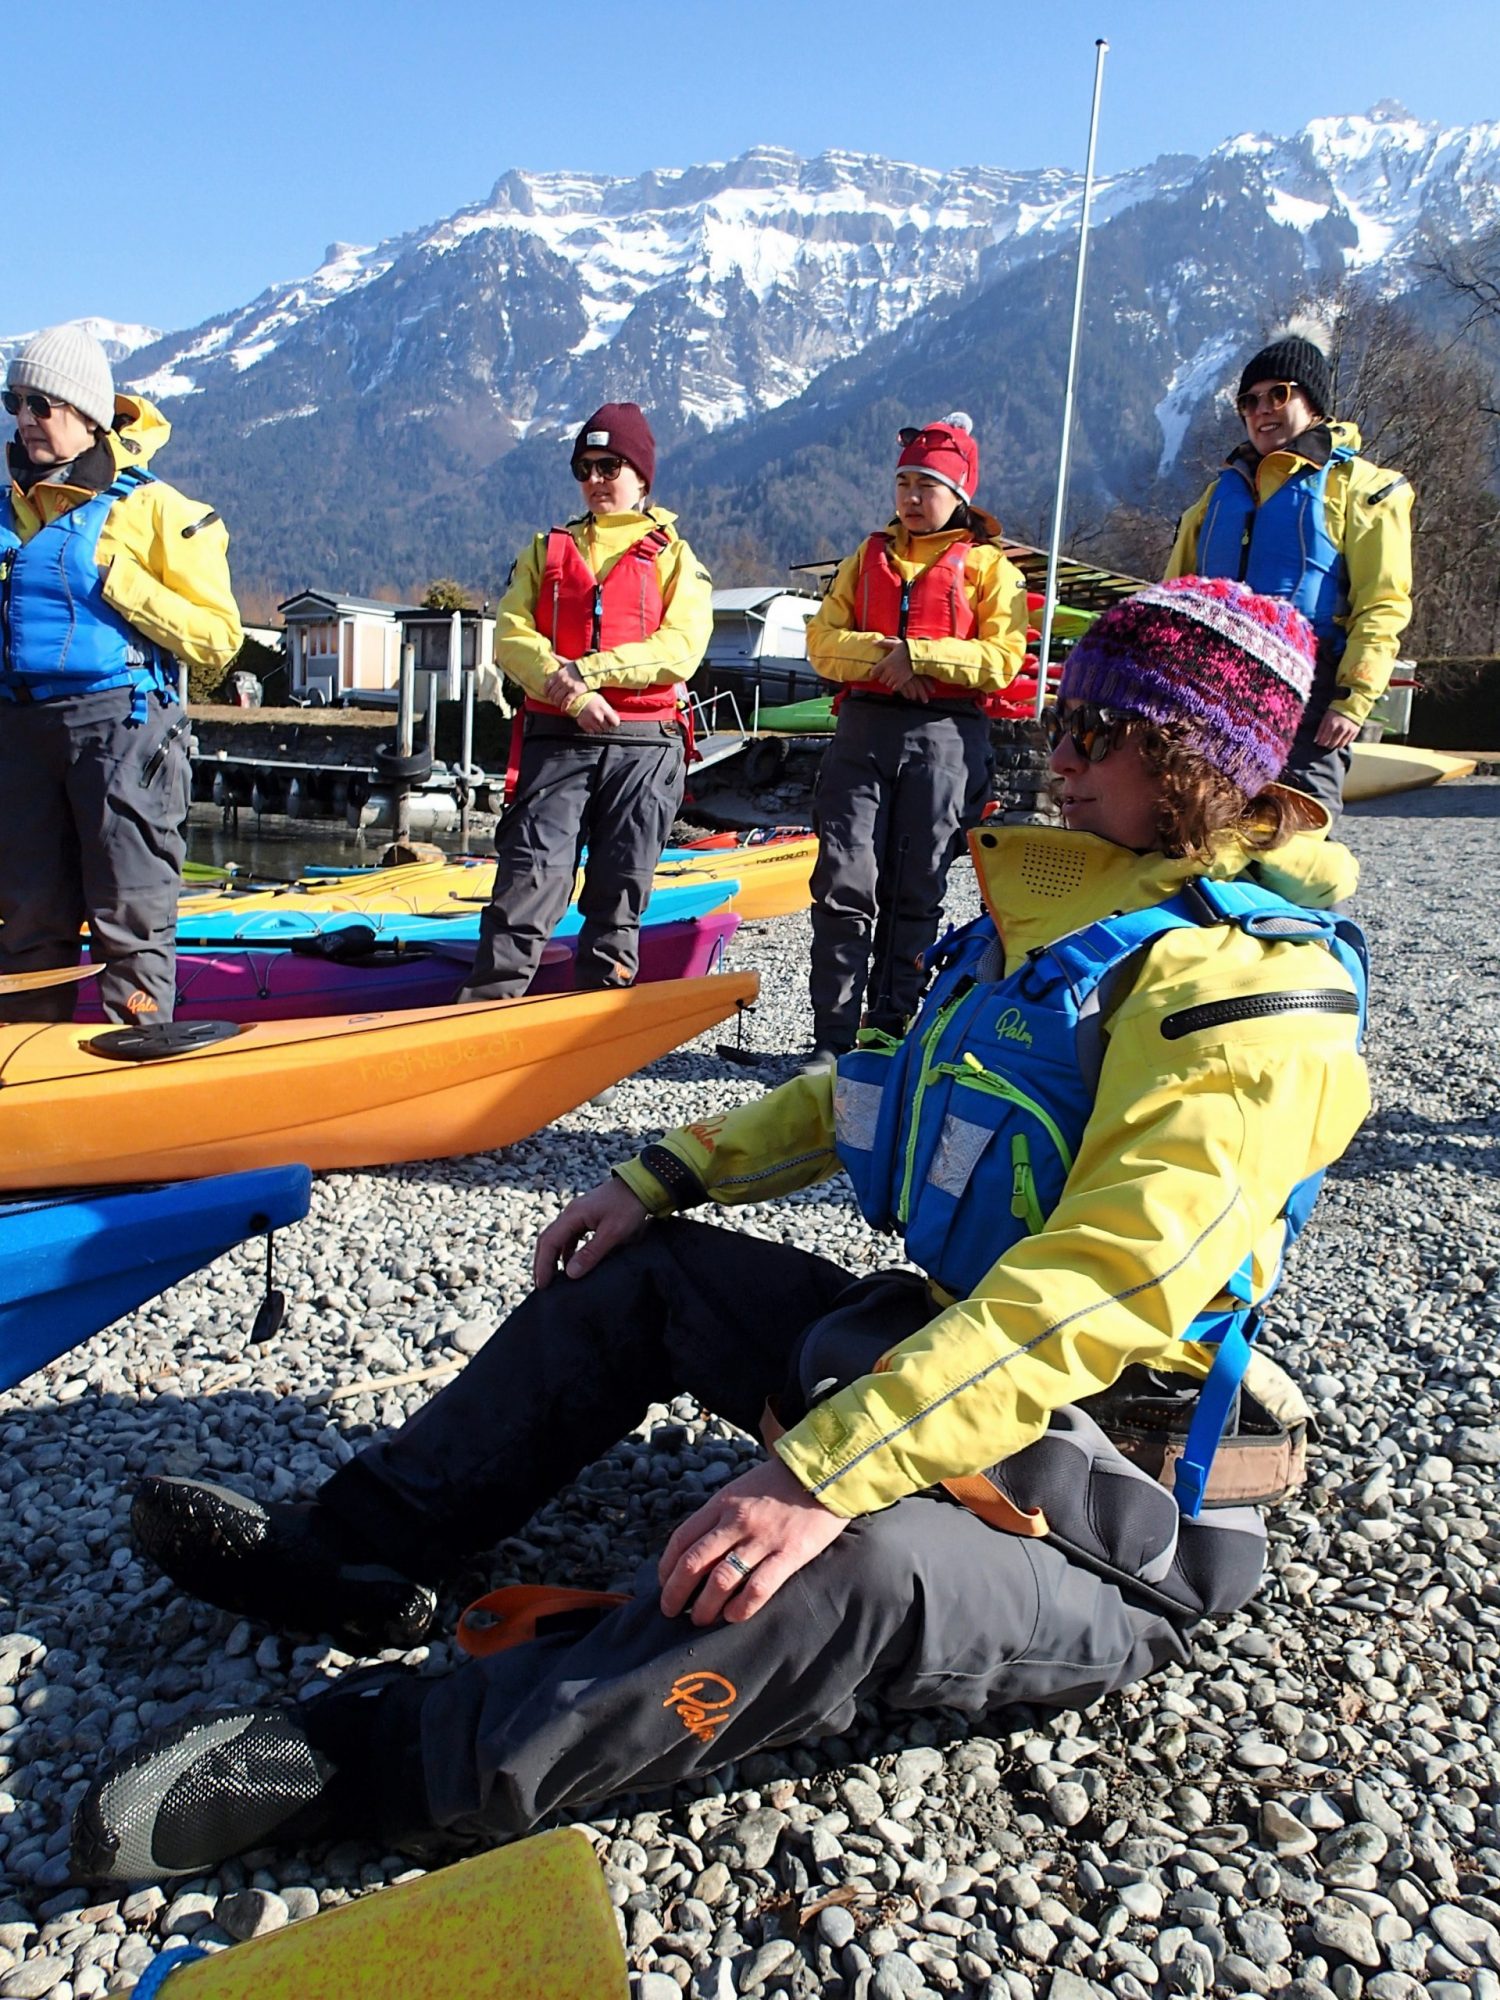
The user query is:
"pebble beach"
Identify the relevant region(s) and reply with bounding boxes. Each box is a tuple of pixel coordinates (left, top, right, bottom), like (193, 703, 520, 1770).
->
(1, 781, 1498, 2000)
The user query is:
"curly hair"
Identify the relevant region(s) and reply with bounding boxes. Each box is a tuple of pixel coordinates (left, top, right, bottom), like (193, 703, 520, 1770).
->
(1132, 720, 1304, 861)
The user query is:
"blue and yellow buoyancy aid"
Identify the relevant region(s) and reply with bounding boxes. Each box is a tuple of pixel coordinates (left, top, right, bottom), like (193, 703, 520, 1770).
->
(832, 877, 1368, 1515)
(1196, 446, 1357, 651)
(0, 468, 177, 716)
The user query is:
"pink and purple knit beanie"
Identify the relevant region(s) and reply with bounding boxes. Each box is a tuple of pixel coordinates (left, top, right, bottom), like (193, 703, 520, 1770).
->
(1059, 577, 1317, 797)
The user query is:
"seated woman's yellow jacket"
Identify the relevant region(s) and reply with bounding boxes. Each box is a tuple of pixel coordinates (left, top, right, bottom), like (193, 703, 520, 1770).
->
(614, 813, 1370, 1517)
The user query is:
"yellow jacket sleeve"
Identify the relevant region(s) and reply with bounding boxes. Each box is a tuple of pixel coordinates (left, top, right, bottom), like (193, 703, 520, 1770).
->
(613, 1071, 841, 1216)
(773, 925, 1370, 1516)
(97, 482, 242, 672)
(573, 536, 713, 693)
(807, 542, 1027, 693)
(492, 535, 557, 702)
(1164, 488, 1210, 579)
(1332, 464, 1414, 725)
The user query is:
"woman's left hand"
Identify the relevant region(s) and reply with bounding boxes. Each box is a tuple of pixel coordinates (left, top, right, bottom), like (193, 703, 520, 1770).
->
(1315, 711, 1360, 750)
(658, 1456, 849, 1625)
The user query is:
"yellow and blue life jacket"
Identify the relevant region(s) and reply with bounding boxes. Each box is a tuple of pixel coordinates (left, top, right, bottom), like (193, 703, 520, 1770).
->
(0, 468, 177, 719)
(832, 877, 1368, 1515)
(1196, 446, 1357, 653)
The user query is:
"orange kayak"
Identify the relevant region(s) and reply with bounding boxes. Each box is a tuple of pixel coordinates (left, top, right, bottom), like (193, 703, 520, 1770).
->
(0, 973, 757, 1190)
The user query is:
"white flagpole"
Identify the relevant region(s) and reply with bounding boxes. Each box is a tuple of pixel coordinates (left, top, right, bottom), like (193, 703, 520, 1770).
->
(1035, 37, 1109, 719)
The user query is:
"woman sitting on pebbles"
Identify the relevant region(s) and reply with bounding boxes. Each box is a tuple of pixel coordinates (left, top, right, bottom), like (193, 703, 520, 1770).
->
(78, 580, 1369, 1885)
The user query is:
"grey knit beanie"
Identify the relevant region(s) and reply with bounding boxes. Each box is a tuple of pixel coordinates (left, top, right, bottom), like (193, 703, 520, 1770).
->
(7, 325, 116, 432)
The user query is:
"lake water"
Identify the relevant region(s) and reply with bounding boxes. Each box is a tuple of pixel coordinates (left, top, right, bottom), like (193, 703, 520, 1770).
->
(184, 804, 497, 881)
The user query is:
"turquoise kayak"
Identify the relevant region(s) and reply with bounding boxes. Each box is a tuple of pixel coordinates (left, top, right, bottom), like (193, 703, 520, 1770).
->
(176, 878, 738, 947)
(0, 1166, 312, 1391)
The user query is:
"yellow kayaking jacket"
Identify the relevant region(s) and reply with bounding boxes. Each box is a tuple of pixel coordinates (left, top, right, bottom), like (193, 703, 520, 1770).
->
(495, 508, 712, 703)
(5, 393, 242, 672)
(808, 517, 1029, 693)
(1167, 421, 1413, 727)
(615, 814, 1369, 1517)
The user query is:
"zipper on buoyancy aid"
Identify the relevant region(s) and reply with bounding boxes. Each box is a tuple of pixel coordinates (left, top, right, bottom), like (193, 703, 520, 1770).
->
(0, 549, 12, 673)
(897, 576, 912, 639)
(1010, 1133, 1044, 1234)
(591, 581, 603, 654)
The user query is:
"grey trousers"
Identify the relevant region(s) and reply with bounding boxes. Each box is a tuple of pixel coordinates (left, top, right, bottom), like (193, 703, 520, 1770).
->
(462, 722, 686, 998)
(0, 688, 189, 1023)
(320, 1221, 1187, 1841)
(809, 697, 993, 1045)
(1279, 727, 1352, 819)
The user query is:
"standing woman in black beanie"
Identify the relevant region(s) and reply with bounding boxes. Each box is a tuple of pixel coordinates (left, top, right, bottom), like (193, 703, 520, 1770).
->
(1167, 329, 1413, 815)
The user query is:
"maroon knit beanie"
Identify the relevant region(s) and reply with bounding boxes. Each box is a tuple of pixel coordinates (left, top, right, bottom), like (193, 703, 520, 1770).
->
(572, 403, 656, 489)
(896, 412, 979, 502)
(1059, 578, 1317, 797)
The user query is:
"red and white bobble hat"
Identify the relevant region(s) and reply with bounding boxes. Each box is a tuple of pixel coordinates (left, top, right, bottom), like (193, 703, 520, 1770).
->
(896, 412, 979, 503)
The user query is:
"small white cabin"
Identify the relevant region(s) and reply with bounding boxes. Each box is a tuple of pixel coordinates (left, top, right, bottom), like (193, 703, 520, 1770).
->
(280, 591, 409, 703)
(707, 588, 820, 667)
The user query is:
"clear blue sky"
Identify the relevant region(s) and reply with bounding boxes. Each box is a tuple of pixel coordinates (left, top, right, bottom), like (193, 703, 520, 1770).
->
(7, 0, 1495, 336)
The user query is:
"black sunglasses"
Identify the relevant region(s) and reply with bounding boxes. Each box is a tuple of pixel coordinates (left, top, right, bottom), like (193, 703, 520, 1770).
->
(1040, 702, 1137, 763)
(572, 454, 627, 482)
(2, 389, 63, 420)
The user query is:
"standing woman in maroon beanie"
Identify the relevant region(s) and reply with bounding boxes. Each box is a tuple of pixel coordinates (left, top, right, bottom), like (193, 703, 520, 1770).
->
(461, 403, 713, 998)
(802, 414, 1030, 1069)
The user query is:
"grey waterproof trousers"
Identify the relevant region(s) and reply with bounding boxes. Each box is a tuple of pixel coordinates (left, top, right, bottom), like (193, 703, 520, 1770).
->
(809, 696, 992, 1045)
(0, 688, 190, 1023)
(462, 719, 686, 997)
(319, 1220, 1194, 1840)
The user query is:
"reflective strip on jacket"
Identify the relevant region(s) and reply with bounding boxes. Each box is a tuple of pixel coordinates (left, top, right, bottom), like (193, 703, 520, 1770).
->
(613, 813, 1370, 1517)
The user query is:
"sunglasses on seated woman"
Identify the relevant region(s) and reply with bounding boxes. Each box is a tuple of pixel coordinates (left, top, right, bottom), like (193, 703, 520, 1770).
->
(1040, 702, 1138, 763)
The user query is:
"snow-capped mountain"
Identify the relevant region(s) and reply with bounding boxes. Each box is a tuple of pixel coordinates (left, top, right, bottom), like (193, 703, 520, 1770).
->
(20, 103, 1492, 590)
(0, 318, 162, 373)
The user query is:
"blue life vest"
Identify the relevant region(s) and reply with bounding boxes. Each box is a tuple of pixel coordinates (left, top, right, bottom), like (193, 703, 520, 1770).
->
(1196, 446, 1357, 651)
(832, 876, 1368, 1516)
(0, 468, 176, 718)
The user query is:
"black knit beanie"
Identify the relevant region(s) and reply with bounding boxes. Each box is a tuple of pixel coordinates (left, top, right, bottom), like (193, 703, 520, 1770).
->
(1238, 336, 1333, 419)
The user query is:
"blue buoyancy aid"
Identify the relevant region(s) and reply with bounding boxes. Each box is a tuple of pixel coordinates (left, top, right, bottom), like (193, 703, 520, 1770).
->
(832, 876, 1368, 1515)
(0, 468, 176, 716)
(1196, 446, 1357, 650)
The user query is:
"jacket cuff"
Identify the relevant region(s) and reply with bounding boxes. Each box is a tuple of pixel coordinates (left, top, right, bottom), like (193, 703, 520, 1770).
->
(611, 1146, 708, 1216)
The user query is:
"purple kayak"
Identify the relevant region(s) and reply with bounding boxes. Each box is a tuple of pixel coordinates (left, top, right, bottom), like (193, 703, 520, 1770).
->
(75, 911, 740, 1024)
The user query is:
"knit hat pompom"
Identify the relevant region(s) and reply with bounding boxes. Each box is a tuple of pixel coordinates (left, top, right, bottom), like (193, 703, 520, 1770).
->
(1237, 333, 1333, 420)
(1059, 577, 1317, 797)
(6, 324, 116, 432)
(571, 402, 656, 489)
(896, 411, 979, 502)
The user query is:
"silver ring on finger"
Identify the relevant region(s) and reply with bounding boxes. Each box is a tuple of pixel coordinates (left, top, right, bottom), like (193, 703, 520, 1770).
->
(723, 1551, 752, 1580)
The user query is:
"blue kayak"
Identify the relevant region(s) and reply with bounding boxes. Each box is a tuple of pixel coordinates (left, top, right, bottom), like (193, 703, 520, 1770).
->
(175, 878, 738, 947)
(0, 1166, 312, 1391)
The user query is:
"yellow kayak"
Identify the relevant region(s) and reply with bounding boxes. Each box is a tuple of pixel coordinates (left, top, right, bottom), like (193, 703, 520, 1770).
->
(1346, 743, 1478, 802)
(0, 972, 757, 1191)
(181, 838, 818, 924)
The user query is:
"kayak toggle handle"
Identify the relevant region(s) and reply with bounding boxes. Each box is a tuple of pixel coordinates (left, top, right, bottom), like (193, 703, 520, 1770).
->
(716, 995, 764, 1068)
(249, 1225, 287, 1344)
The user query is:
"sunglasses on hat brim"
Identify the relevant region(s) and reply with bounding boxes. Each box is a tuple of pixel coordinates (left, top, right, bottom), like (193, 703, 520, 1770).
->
(1040, 702, 1138, 763)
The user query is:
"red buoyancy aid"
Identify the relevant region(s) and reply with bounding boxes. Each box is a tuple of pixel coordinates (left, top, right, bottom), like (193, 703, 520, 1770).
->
(845, 533, 983, 703)
(527, 522, 680, 722)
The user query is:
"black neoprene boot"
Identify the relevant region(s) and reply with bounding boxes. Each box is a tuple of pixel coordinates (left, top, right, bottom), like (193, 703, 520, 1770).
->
(130, 1476, 437, 1653)
(72, 1667, 433, 1885)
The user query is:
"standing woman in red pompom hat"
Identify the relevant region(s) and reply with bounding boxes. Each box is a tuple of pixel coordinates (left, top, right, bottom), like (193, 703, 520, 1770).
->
(800, 414, 1030, 1068)
(461, 403, 712, 999)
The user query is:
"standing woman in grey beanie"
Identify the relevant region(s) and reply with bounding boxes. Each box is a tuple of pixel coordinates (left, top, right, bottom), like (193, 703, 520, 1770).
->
(0, 325, 241, 1022)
